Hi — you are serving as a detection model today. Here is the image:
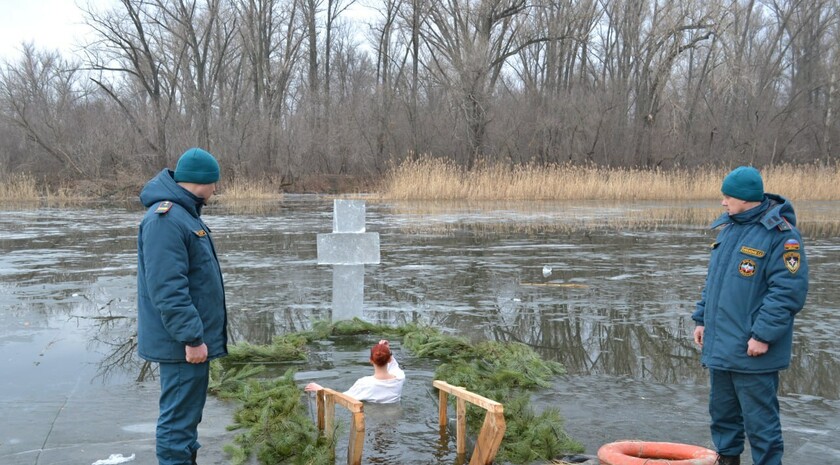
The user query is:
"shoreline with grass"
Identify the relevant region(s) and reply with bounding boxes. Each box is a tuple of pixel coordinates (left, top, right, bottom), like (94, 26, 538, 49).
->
(3, 161, 840, 203)
(379, 159, 840, 201)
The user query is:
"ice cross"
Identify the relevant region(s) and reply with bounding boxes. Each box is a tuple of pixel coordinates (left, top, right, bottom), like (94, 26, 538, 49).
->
(316, 199, 380, 321)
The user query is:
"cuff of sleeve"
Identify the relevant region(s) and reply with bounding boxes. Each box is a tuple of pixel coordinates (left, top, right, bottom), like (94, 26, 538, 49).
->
(186, 339, 204, 347)
(750, 333, 768, 343)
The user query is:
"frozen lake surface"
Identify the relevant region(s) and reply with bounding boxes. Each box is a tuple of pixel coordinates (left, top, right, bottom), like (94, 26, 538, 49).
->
(1, 195, 838, 464)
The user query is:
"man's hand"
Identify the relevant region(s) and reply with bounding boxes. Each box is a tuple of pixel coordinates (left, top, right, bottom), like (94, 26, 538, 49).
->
(693, 326, 704, 348)
(185, 343, 208, 363)
(747, 338, 769, 357)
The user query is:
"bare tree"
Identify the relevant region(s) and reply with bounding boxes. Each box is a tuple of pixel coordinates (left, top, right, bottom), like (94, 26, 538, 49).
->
(153, 0, 236, 149)
(0, 45, 89, 175)
(404, 0, 427, 156)
(423, 0, 545, 167)
(301, 0, 324, 168)
(772, 0, 835, 163)
(630, 0, 716, 166)
(365, 0, 405, 166)
(84, 0, 181, 167)
(232, 0, 305, 175)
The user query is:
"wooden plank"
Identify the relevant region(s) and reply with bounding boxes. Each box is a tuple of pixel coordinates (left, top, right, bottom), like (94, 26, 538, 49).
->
(456, 398, 466, 456)
(433, 380, 503, 413)
(434, 380, 507, 465)
(469, 412, 506, 465)
(438, 390, 448, 427)
(313, 387, 367, 465)
(316, 390, 325, 432)
(321, 388, 364, 412)
(347, 411, 365, 465)
(324, 395, 335, 441)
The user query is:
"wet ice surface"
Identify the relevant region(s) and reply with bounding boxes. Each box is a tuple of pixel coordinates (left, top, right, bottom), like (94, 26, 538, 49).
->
(1, 196, 839, 464)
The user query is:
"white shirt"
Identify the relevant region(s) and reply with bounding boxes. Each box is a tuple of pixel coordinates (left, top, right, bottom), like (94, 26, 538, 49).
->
(343, 358, 405, 403)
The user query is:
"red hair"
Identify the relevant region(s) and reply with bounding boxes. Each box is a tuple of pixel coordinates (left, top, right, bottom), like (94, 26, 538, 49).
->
(370, 342, 392, 366)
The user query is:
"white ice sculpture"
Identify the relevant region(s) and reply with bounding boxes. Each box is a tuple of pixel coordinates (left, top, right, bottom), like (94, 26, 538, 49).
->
(316, 200, 380, 321)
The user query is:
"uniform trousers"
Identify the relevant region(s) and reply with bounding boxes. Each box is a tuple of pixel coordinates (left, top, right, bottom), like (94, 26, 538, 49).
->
(156, 362, 210, 465)
(709, 369, 782, 465)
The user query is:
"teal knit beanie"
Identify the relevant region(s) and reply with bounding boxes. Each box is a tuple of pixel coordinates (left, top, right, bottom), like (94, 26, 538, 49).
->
(721, 166, 764, 201)
(174, 148, 220, 184)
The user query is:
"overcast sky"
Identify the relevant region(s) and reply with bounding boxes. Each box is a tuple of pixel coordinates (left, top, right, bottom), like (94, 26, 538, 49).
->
(0, 0, 374, 63)
(0, 0, 113, 62)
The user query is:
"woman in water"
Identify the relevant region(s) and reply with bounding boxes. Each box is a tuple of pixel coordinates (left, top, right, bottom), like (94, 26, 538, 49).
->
(305, 339, 405, 403)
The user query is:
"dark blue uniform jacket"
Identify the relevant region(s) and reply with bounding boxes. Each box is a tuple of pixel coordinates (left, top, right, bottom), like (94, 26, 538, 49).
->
(693, 194, 808, 373)
(137, 169, 228, 363)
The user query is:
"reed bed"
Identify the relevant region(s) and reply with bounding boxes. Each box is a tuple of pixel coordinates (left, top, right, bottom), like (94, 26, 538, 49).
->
(0, 174, 284, 204)
(379, 157, 840, 201)
(215, 178, 283, 203)
(0, 173, 90, 205)
(0, 173, 40, 202)
(43, 185, 82, 205)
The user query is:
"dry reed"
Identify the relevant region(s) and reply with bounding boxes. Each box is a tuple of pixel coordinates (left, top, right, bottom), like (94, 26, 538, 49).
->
(43, 185, 82, 206)
(215, 178, 283, 203)
(0, 173, 40, 202)
(379, 157, 840, 201)
(0, 174, 92, 206)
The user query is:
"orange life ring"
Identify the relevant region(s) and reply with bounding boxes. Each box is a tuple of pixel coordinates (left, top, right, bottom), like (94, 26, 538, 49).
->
(597, 440, 717, 465)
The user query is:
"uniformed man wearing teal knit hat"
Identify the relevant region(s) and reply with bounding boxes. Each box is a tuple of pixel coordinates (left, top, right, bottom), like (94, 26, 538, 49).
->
(692, 166, 809, 465)
(137, 147, 228, 465)
(173, 147, 220, 185)
(720, 166, 764, 202)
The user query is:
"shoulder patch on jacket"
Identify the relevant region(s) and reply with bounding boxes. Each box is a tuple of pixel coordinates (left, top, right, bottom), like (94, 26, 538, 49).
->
(194, 229, 207, 237)
(155, 201, 173, 214)
(784, 251, 801, 273)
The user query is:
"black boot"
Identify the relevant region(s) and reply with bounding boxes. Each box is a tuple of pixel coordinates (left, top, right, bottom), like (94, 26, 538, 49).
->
(716, 454, 740, 465)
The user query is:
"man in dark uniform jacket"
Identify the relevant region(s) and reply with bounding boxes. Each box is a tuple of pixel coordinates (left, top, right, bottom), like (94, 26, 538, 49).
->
(693, 166, 808, 465)
(137, 147, 228, 465)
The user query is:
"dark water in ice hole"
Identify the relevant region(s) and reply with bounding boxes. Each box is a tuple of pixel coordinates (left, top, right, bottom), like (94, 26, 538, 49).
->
(1, 195, 838, 464)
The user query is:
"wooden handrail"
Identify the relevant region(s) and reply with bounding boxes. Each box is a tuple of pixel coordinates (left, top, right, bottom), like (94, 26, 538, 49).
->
(433, 380, 506, 465)
(313, 388, 365, 465)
